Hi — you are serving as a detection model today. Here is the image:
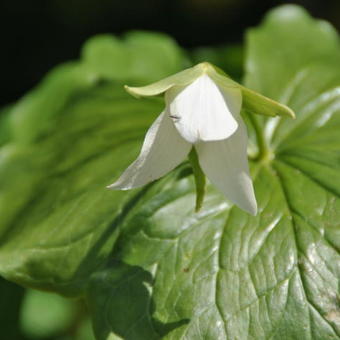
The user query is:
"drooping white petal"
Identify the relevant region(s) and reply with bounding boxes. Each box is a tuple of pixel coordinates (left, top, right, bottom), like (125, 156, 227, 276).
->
(195, 120, 257, 215)
(108, 111, 191, 190)
(166, 74, 241, 144)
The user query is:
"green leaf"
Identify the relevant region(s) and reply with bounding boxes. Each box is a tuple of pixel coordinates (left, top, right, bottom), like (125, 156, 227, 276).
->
(20, 289, 96, 339)
(0, 31, 187, 295)
(10, 63, 97, 143)
(244, 4, 340, 100)
(82, 31, 187, 83)
(88, 164, 340, 339)
(86, 6, 340, 339)
(0, 78, 161, 295)
(20, 289, 76, 338)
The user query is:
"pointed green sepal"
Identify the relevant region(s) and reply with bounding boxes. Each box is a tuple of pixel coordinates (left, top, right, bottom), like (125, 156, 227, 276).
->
(124, 63, 205, 98)
(188, 148, 206, 212)
(208, 63, 296, 119)
(241, 86, 295, 118)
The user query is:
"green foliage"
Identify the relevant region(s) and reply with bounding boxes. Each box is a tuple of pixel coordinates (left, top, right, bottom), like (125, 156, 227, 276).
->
(18, 288, 95, 339)
(1, 6, 340, 340)
(244, 5, 340, 99)
(82, 31, 188, 84)
(20, 289, 76, 338)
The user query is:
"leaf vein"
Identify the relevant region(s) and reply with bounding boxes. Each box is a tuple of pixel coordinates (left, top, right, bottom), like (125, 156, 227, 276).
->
(273, 164, 340, 338)
(276, 158, 340, 200)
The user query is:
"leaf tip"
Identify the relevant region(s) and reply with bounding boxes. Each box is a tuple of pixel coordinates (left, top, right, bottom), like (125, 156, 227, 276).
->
(124, 85, 140, 98)
(282, 105, 296, 119)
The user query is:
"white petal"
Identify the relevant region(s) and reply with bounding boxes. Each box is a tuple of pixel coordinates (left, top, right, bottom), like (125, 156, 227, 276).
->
(195, 120, 257, 215)
(108, 111, 191, 190)
(166, 74, 241, 144)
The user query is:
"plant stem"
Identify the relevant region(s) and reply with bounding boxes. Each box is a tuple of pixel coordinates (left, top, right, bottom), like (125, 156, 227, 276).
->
(247, 113, 270, 161)
(188, 148, 206, 212)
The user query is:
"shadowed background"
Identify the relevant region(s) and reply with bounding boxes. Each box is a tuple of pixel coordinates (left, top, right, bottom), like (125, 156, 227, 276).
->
(1, 0, 340, 106)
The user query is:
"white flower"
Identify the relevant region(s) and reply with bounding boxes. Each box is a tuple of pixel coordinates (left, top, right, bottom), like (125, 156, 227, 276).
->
(108, 63, 295, 215)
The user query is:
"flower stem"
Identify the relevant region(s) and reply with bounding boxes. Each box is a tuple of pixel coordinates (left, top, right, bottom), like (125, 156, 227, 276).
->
(247, 113, 270, 161)
(188, 148, 206, 212)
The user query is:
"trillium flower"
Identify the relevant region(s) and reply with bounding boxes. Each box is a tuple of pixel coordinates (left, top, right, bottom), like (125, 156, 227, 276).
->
(108, 62, 294, 215)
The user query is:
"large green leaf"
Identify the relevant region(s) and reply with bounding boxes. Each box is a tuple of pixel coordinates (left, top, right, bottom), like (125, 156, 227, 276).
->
(0, 77, 162, 295)
(87, 6, 340, 339)
(82, 31, 187, 84)
(0, 32, 182, 295)
(244, 5, 340, 100)
(1, 6, 340, 340)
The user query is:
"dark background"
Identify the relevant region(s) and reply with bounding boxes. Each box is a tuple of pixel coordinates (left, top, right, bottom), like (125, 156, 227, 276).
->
(1, 0, 339, 106)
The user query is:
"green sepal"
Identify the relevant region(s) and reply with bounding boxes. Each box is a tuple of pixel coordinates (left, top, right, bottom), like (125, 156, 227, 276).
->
(241, 86, 295, 118)
(210, 64, 295, 119)
(125, 62, 295, 119)
(124, 63, 205, 98)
